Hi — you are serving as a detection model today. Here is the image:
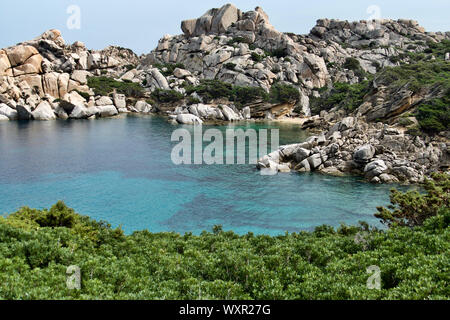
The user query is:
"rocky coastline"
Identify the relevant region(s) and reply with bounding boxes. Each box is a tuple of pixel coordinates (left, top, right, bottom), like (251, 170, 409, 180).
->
(0, 3, 448, 184)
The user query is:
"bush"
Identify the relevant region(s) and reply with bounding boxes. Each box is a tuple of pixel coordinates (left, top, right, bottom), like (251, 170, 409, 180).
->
(154, 63, 186, 77)
(269, 83, 300, 104)
(375, 173, 449, 227)
(251, 52, 265, 63)
(151, 88, 184, 103)
(87, 77, 144, 98)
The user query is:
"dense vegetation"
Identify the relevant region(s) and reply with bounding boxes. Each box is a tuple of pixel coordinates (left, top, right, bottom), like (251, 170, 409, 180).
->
(87, 76, 145, 98)
(154, 63, 186, 77)
(185, 79, 299, 107)
(0, 174, 448, 300)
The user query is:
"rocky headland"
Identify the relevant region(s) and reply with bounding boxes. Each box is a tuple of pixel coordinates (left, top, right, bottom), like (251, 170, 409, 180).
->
(0, 3, 448, 184)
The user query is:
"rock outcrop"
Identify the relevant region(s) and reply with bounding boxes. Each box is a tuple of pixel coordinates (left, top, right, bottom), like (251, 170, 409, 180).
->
(0, 4, 448, 184)
(258, 116, 448, 184)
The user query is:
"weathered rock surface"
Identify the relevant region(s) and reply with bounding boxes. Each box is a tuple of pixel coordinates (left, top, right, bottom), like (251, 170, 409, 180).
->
(176, 113, 204, 125)
(258, 117, 448, 184)
(32, 101, 56, 120)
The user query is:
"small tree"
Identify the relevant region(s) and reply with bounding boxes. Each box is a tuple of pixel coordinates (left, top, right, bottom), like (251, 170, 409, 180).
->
(375, 173, 449, 227)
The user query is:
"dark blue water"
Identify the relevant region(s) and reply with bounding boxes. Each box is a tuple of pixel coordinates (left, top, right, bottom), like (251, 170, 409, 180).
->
(0, 116, 405, 235)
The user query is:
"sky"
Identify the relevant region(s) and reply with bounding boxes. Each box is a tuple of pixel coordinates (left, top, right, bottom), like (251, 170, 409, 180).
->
(1, 0, 449, 55)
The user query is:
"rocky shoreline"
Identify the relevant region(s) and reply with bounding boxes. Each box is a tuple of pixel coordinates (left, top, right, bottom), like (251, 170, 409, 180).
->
(0, 4, 449, 183)
(257, 116, 448, 184)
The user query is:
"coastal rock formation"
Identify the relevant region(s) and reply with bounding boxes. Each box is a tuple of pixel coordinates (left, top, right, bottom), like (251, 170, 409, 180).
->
(0, 4, 448, 183)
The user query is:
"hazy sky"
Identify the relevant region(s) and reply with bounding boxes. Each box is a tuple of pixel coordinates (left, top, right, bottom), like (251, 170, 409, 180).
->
(1, 0, 449, 55)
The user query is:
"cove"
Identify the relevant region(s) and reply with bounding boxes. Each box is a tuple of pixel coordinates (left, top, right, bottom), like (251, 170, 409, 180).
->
(0, 115, 411, 235)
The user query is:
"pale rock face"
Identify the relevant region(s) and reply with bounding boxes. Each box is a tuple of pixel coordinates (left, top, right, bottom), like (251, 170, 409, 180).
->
(204, 50, 232, 67)
(0, 114, 9, 121)
(176, 113, 203, 125)
(39, 29, 65, 46)
(32, 101, 56, 120)
(11, 54, 43, 76)
(0, 103, 18, 120)
(87, 53, 102, 70)
(113, 93, 126, 110)
(96, 96, 114, 106)
(121, 69, 137, 81)
(18, 75, 44, 97)
(211, 4, 240, 34)
(364, 160, 388, 180)
(189, 104, 216, 119)
(182, 4, 240, 37)
(5, 45, 39, 67)
(307, 154, 323, 169)
(242, 106, 251, 119)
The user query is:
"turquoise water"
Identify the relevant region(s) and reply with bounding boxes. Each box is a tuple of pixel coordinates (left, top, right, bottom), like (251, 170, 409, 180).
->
(0, 116, 406, 235)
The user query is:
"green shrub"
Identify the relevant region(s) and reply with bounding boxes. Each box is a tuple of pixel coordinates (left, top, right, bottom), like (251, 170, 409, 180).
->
(154, 63, 186, 77)
(224, 63, 237, 70)
(185, 79, 233, 102)
(416, 95, 450, 134)
(344, 58, 361, 71)
(310, 81, 370, 114)
(87, 77, 144, 98)
(151, 88, 184, 103)
(251, 52, 265, 63)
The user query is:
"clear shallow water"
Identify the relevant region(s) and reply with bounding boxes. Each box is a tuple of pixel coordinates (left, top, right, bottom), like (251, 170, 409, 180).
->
(0, 116, 408, 235)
